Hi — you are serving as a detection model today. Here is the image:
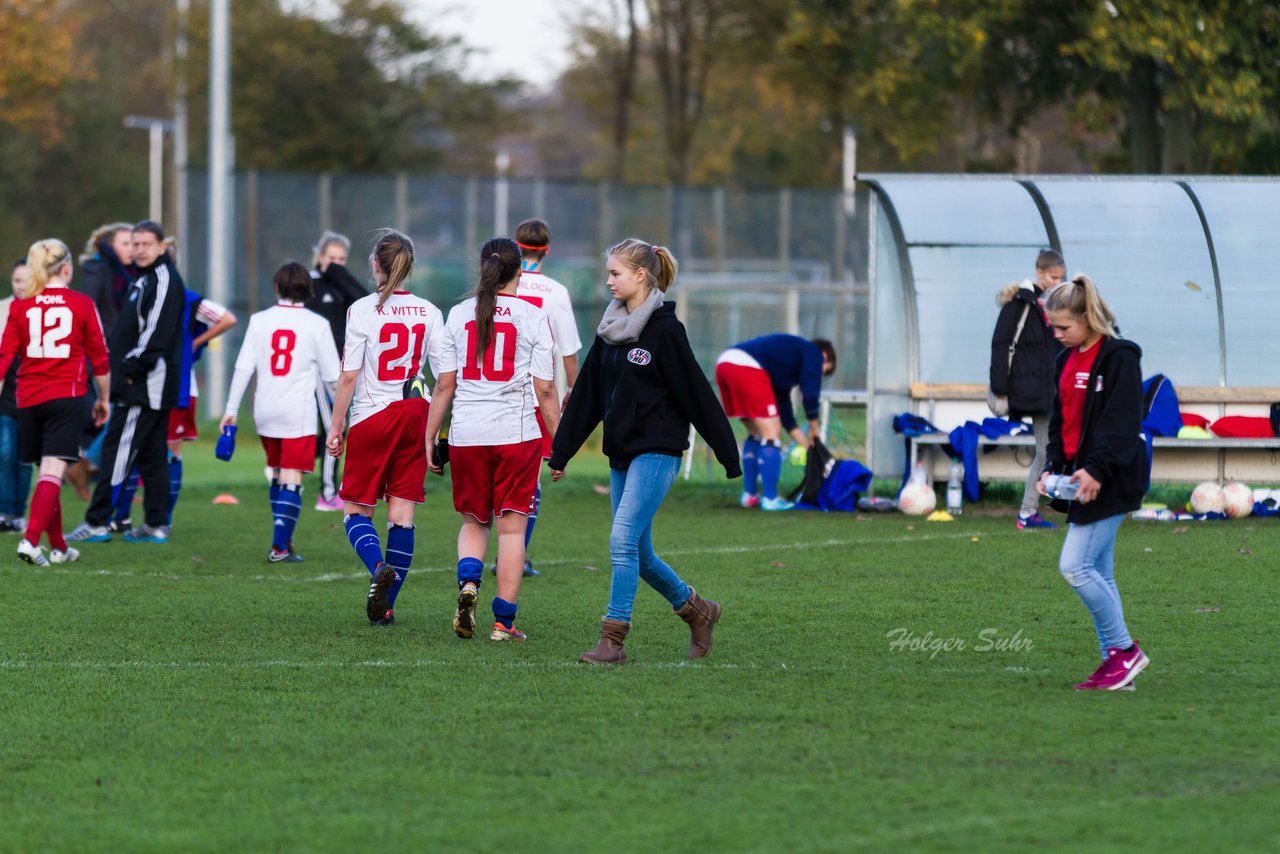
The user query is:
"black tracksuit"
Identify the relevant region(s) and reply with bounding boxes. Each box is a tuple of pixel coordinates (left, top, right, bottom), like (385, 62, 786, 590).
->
(549, 302, 741, 478)
(1045, 337, 1147, 525)
(85, 255, 187, 529)
(306, 263, 367, 352)
(989, 283, 1060, 417)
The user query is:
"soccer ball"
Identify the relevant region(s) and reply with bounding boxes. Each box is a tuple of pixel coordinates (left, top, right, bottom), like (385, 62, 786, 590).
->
(897, 483, 937, 516)
(1222, 481, 1253, 518)
(1189, 481, 1225, 515)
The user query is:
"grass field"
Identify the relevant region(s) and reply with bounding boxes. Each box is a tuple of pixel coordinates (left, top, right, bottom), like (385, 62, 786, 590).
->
(1, 433, 1278, 851)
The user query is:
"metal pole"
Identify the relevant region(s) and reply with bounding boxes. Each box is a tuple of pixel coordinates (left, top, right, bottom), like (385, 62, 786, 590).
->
(174, 0, 189, 265)
(149, 123, 164, 222)
(318, 173, 332, 233)
(842, 125, 857, 217)
(494, 149, 510, 236)
(206, 0, 230, 415)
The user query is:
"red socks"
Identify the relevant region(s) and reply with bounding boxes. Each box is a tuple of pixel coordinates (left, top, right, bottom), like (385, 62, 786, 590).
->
(25, 475, 63, 550)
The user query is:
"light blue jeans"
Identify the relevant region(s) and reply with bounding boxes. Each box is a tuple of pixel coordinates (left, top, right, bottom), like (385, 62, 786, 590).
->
(606, 453, 691, 622)
(1059, 513, 1132, 659)
(0, 415, 32, 518)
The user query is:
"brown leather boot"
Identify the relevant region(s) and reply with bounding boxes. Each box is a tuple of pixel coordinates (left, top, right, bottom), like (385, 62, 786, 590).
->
(675, 588, 721, 659)
(578, 618, 629, 665)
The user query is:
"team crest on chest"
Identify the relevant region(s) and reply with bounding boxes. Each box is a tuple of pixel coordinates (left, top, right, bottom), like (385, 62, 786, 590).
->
(627, 348, 651, 365)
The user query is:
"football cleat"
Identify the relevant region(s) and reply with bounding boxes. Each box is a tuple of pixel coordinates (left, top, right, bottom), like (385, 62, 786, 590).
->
(314, 494, 343, 512)
(108, 518, 132, 535)
(268, 547, 304, 563)
(366, 563, 396, 623)
(487, 560, 541, 578)
(453, 582, 478, 638)
(489, 622, 527, 642)
(16, 538, 49, 566)
(67, 523, 111, 543)
(760, 496, 795, 512)
(49, 547, 80, 564)
(372, 608, 395, 627)
(123, 524, 169, 544)
(739, 491, 760, 509)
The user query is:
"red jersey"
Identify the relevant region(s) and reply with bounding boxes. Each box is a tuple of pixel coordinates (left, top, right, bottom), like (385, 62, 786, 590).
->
(1059, 342, 1101, 459)
(0, 285, 110, 408)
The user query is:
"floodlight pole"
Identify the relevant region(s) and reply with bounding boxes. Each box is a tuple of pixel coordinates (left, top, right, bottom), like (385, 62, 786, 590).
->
(207, 0, 231, 414)
(123, 116, 174, 223)
(494, 148, 511, 236)
(174, 0, 190, 270)
(842, 125, 857, 217)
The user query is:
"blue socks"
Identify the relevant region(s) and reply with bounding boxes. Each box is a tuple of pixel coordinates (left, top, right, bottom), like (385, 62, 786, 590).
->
(524, 484, 540, 548)
(492, 596, 517, 630)
(385, 523, 414, 608)
(457, 557, 484, 588)
(344, 514, 383, 575)
(742, 437, 761, 495)
(167, 454, 182, 523)
(759, 439, 783, 500)
(271, 484, 302, 551)
(114, 468, 140, 525)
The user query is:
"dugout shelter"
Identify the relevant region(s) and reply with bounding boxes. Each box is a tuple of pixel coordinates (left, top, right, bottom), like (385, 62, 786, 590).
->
(864, 175, 1280, 485)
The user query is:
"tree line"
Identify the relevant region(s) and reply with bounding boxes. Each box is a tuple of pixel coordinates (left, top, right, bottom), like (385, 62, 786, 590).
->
(2, 0, 1277, 268)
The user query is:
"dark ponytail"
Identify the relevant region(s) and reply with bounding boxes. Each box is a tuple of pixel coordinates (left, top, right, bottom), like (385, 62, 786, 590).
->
(473, 237, 522, 358)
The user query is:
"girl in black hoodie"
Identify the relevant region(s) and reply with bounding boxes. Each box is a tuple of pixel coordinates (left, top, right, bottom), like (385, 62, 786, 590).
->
(1039, 275, 1149, 691)
(549, 239, 741, 665)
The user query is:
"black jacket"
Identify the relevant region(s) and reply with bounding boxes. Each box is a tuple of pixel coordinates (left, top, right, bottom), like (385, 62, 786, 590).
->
(77, 245, 134, 334)
(1045, 336, 1146, 524)
(989, 282, 1059, 416)
(306, 263, 367, 349)
(110, 255, 187, 409)
(549, 302, 741, 477)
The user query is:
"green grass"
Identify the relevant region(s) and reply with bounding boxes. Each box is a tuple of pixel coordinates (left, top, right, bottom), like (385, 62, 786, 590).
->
(1, 433, 1278, 851)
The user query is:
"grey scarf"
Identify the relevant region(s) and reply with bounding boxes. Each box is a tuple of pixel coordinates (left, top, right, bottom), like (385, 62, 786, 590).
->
(596, 289, 664, 345)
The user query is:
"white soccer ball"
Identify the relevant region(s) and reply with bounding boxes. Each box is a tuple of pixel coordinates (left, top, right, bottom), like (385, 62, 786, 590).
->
(1189, 481, 1225, 515)
(898, 483, 937, 516)
(1222, 481, 1254, 518)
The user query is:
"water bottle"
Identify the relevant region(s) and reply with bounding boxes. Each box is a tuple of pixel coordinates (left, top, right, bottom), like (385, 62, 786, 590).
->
(946, 460, 963, 515)
(1043, 474, 1079, 501)
(909, 461, 928, 487)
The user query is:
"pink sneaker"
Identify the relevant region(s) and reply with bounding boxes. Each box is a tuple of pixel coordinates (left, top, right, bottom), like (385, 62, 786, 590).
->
(1090, 642, 1149, 691)
(314, 494, 344, 512)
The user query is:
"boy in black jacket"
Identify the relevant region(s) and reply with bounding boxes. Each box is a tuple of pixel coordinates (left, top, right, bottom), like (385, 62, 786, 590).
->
(550, 239, 740, 665)
(70, 221, 186, 544)
(1039, 275, 1149, 692)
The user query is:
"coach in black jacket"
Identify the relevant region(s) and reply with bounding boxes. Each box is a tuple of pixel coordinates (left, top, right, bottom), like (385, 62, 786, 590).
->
(74, 221, 186, 541)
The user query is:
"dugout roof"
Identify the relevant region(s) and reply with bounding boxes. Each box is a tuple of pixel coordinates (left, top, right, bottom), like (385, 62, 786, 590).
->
(862, 175, 1280, 478)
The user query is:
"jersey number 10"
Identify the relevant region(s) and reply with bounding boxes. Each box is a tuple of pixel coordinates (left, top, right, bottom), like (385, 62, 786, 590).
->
(462, 320, 516, 382)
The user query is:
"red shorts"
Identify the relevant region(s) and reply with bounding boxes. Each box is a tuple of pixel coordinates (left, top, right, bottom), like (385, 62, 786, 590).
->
(449, 439, 541, 522)
(261, 435, 316, 472)
(534, 408, 552, 459)
(339, 398, 429, 506)
(715, 362, 778, 419)
(169, 399, 199, 442)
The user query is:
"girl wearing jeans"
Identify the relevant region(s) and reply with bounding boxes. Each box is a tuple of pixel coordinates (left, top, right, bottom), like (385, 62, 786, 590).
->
(549, 238, 741, 665)
(1040, 275, 1149, 691)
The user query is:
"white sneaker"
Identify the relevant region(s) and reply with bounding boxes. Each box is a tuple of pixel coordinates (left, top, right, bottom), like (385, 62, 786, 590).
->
(761, 496, 796, 512)
(16, 538, 49, 566)
(50, 547, 80, 564)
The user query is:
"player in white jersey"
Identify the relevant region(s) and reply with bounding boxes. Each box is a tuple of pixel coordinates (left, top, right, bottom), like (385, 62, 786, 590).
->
(326, 229, 447, 626)
(425, 237, 561, 642)
(221, 262, 340, 563)
(504, 218, 582, 578)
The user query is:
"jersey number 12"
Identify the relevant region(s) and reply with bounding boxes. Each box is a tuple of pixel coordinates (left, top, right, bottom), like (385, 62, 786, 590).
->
(25, 306, 73, 359)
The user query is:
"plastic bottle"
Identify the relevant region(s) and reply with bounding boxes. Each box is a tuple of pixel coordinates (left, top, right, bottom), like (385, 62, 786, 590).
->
(909, 461, 928, 487)
(946, 460, 963, 515)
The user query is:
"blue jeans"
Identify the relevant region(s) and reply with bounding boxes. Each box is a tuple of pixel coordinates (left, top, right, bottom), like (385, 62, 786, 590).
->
(0, 415, 32, 517)
(1059, 513, 1131, 658)
(606, 453, 691, 622)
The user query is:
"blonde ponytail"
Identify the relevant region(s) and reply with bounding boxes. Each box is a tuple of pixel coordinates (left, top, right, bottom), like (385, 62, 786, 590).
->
(370, 229, 414, 308)
(606, 238, 679, 294)
(1044, 274, 1117, 339)
(26, 239, 72, 298)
